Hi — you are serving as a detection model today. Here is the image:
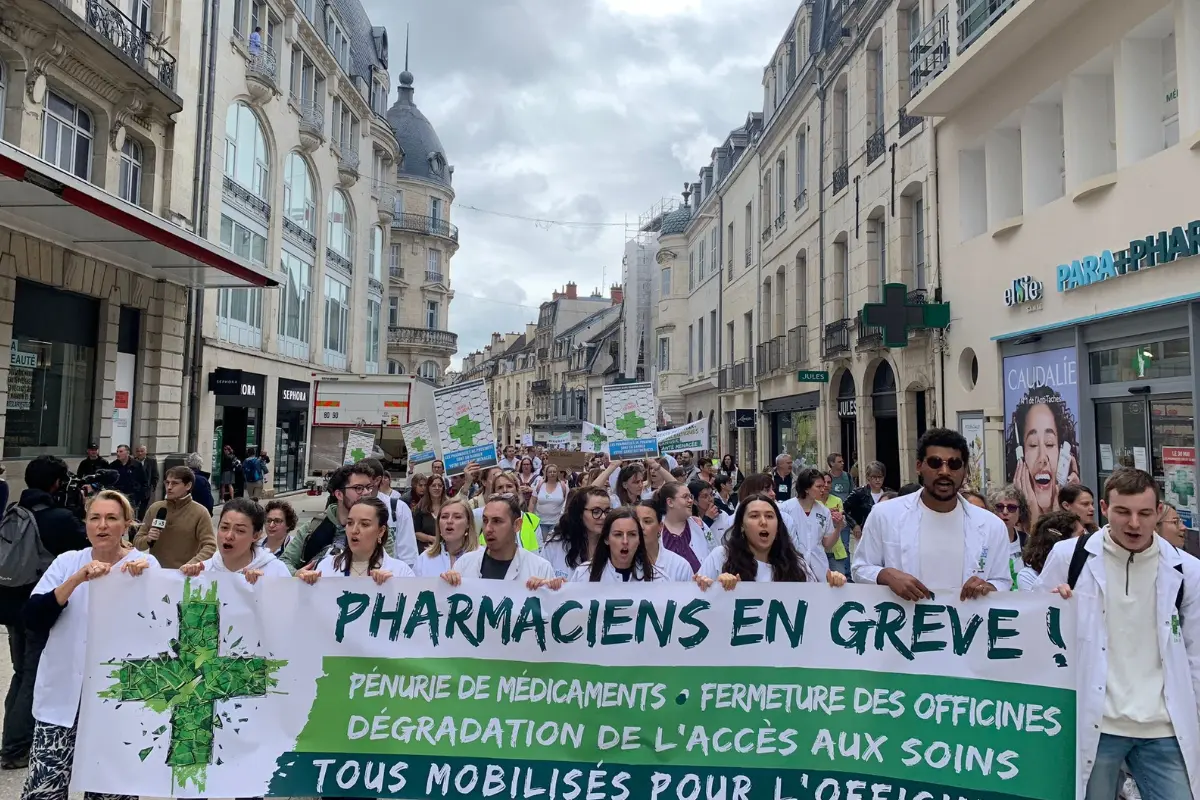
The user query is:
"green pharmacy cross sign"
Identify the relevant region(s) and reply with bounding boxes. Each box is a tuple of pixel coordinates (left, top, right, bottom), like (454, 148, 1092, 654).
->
(449, 414, 482, 448)
(615, 411, 646, 439)
(410, 436, 428, 453)
(585, 427, 609, 450)
(861, 283, 950, 349)
(101, 580, 285, 791)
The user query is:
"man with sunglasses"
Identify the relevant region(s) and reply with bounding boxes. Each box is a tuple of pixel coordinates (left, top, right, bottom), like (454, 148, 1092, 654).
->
(852, 428, 1011, 601)
(281, 464, 379, 573)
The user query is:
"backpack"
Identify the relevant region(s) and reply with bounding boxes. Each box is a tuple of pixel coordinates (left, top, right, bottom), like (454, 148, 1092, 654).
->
(243, 457, 262, 482)
(0, 503, 53, 587)
(1067, 532, 1183, 616)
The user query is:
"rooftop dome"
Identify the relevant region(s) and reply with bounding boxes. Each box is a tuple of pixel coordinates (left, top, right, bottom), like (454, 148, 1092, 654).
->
(659, 205, 692, 236)
(386, 71, 452, 188)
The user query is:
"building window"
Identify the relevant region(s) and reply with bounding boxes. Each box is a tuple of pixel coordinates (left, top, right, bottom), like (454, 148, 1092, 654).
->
(118, 138, 143, 205)
(710, 310, 717, 370)
(283, 152, 316, 234)
(0, 61, 7, 139)
(388, 295, 398, 326)
(4, 281, 99, 458)
(660, 267, 671, 296)
(225, 101, 269, 199)
(795, 131, 807, 203)
(687, 324, 694, 375)
(688, 251, 695, 290)
(429, 197, 443, 221)
(217, 214, 265, 347)
(913, 194, 926, 290)
(419, 360, 439, 380)
(698, 238, 705, 280)
(697, 317, 705, 373)
(657, 337, 670, 371)
(278, 250, 312, 359)
(388, 360, 404, 375)
(323, 274, 349, 368)
(41, 91, 93, 181)
(389, 243, 402, 277)
(710, 228, 718, 273)
(776, 157, 786, 215)
(366, 298, 381, 368)
(428, 248, 442, 278)
(327, 189, 352, 257)
(426, 300, 439, 329)
(369, 226, 383, 282)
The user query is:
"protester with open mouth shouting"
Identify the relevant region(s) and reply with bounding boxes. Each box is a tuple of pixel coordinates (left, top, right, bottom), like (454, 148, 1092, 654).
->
(569, 508, 665, 583)
(179, 498, 291, 584)
(695, 495, 846, 589)
(297, 498, 413, 584)
(852, 428, 1012, 601)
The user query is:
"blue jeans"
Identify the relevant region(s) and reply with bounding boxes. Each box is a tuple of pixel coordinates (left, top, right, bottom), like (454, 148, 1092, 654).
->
(1085, 734, 1191, 800)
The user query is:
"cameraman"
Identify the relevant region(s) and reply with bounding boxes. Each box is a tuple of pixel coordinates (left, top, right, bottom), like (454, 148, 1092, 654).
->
(0, 456, 87, 769)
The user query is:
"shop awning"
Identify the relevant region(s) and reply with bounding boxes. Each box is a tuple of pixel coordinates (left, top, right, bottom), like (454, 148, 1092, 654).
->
(0, 142, 276, 288)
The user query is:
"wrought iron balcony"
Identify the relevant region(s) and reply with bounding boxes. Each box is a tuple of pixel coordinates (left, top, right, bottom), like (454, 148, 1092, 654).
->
(910, 6, 950, 96)
(899, 106, 923, 137)
(856, 310, 884, 350)
(425, 270, 445, 284)
(334, 143, 359, 186)
(787, 325, 807, 366)
(392, 213, 460, 245)
(756, 337, 785, 377)
(537, 347, 548, 360)
(298, 99, 324, 143)
(959, 0, 1017, 54)
(907, 288, 929, 305)
(822, 318, 853, 359)
(718, 360, 752, 392)
(368, 276, 384, 294)
(325, 247, 352, 275)
(531, 379, 551, 394)
(744, 246, 752, 267)
(221, 175, 270, 225)
(389, 265, 406, 283)
(84, 0, 177, 90)
(761, 223, 773, 243)
(282, 218, 316, 251)
(832, 162, 849, 194)
(794, 189, 808, 211)
(387, 326, 458, 353)
(866, 129, 886, 166)
(246, 45, 278, 85)
(774, 211, 786, 232)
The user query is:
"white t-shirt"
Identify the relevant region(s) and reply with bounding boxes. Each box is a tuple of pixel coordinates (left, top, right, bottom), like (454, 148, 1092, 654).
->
(871, 491, 884, 505)
(917, 502, 966, 594)
(533, 481, 567, 527)
(539, 538, 580, 579)
(698, 546, 773, 582)
(1016, 564, 1039, 591)
(313, 552, 415, 578)
(651, 547, 695, 581)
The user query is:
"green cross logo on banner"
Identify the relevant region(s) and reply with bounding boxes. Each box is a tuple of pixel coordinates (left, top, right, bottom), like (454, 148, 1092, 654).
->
(449, 415, 482, 448)
(615, 411, 646, 439)
(101, 580, 285, 790)
(350, 447, 367, 462)
(410, 436, 428, 453)
(585, 428, 609, 449)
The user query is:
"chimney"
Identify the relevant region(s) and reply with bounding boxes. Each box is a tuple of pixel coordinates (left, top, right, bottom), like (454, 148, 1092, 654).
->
(610, 284, 623, 305)
(526, 323, 537, 341)
(566, 282, 577, 299)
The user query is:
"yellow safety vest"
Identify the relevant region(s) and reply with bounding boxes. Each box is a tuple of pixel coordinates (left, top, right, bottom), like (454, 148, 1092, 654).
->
(479, 511, 541, 552)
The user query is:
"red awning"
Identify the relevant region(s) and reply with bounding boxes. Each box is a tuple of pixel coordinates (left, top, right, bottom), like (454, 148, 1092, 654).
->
(0, 142, 276, 288)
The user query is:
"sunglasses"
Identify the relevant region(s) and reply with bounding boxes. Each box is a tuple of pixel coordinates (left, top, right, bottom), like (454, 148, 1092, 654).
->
(994, 503, 1020, 513)
(923, 456, 964, 471)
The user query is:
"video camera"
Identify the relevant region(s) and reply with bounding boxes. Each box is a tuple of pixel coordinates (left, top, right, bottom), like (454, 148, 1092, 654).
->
(58, 468, 120, 518)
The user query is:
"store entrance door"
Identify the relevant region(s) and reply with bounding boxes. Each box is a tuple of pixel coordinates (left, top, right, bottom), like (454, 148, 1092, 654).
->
(1095, 394, 1195, 515)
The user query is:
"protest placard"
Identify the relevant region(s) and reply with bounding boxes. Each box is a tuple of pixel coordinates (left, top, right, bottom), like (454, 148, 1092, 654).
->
(75, 575, 1077, 800)
(602, 383, 658, 459)
(400, 419, 436, 467)
(432, 379, 497, 474)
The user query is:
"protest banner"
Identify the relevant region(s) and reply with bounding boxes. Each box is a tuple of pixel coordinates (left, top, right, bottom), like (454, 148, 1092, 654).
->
(602, 383, 659, 459)
(581, 421, 611, 453)
(656, 417, 709, 454)
(432, 379, 497, 474)
(400, 419, 436, 467)
(75, 574, 1077, 800)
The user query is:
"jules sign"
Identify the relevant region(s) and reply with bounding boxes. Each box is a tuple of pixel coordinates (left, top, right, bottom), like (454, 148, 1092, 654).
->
(1004, 276, 1043, 308)
(1056, 220, 1200, 292)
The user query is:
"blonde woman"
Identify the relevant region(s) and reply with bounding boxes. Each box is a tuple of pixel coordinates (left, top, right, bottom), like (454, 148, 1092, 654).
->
(413, 499, 478, 576)
(20, 491, 156, 800)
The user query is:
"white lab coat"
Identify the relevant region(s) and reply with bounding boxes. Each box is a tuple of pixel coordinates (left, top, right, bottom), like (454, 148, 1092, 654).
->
(778, 497, 833, 580)
(1035, 531, 1200, 798)
(850, 491, 1012, 591)
(453, 547, 556, 582)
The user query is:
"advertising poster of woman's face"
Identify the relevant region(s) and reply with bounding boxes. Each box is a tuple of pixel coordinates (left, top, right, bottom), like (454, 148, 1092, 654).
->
(1003, 348, 1081, 521)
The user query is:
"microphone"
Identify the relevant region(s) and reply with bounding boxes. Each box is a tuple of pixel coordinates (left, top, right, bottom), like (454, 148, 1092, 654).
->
(150, 506, 167, 548)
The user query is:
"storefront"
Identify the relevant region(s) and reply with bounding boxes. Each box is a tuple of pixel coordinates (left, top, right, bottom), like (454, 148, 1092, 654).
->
(764, 392, 820, 468)
(999, 305, 1197, 531)
(871, 362, 900, 490)
(274, 378, 311, 493)
(836, 372, 858, 473)
(210, 368, 266, 468)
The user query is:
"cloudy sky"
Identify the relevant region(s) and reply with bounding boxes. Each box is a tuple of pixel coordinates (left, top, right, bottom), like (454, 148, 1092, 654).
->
(362, 0, 798, 367)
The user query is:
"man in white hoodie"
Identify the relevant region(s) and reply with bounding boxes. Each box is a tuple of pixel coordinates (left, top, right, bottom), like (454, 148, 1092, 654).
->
(1037, 468, 1200, 800)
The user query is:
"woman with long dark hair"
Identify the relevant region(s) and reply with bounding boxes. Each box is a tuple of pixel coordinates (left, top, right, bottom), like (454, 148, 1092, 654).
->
(180, 498, 291, 582)
(737, 472, 775, 503)
(1057, 483, 1097, 532)
(653, 481, 709, 572)
(1016, 510, 1083, 590)
(696, 494, 847, 589)
(297, 498, 412, 583)
(570, 508, 661, 582)
(719, 454, 744, 489)
(412, 473, 446, 550)
(541, 486, 610, 578)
